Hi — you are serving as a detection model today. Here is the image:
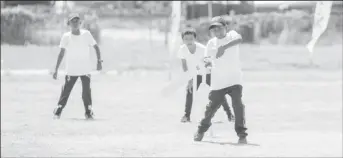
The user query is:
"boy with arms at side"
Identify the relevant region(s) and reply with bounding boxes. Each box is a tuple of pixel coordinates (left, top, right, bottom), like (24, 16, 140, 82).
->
(177, 27, 234, 123)
(194, 16, 248, 144)
(52, 13, 103, 120)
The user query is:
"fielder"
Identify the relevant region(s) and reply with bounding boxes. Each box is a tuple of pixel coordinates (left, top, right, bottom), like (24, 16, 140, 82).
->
(194, 16, 248, 144)
(177, 27, 234, 123)
(52, 13, 103, 120)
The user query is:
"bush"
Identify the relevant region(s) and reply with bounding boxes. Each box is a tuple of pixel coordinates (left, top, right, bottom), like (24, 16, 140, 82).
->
(1, 6, 102, 46)
(1, 6, 40, 45)
(185, 10, 342, 45)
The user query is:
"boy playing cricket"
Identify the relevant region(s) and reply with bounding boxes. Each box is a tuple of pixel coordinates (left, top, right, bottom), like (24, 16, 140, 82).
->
(177, 27, 234, 123)
(194, 16, 248, 144)
(52, 13, 103, 120)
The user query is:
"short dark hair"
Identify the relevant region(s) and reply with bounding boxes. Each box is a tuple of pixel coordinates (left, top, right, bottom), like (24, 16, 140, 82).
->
(181, 27, 197, 39)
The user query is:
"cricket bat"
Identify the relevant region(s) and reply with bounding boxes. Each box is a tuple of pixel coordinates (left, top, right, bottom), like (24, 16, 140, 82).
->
(161, 70, 193, 97)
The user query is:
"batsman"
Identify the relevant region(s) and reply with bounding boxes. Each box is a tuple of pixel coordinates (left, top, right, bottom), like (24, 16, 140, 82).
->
(177, 27, 235, 123)
(194, 16, 248, 144)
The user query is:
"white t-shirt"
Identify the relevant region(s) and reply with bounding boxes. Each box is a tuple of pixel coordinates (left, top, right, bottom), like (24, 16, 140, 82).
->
(177, 42, 208, 78)
(205, 30, 243, 90)
(59, 29, 97, 76)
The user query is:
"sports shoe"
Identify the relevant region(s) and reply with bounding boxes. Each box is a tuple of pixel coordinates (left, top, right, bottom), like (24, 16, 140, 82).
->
(85, 111, 94, 120)
(238, 137, 247, 144)
(53, 114, 61, 119)
(194, 131, 205, 142)
(85, 105, 94, 120)
(53, 105, 63, 119)
(181, 115, 190, 123)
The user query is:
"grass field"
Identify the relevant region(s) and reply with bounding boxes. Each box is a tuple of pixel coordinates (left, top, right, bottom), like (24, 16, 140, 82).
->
(1, 29, 342, 157)
(1, 70, 342, 157)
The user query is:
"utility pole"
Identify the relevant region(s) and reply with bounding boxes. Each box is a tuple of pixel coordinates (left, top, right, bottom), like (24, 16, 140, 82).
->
(208, 1, 213, 20)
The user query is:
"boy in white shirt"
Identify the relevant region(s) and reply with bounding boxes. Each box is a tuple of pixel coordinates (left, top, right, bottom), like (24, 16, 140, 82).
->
(52, 13, 103, 120)
(194, 16, 248, 144)
(177, 27, 234, 123)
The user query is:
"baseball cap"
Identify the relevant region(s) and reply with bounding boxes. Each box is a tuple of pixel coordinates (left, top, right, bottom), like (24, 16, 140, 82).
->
(209, 16, 226, 30)
(68, 13, 80, 22)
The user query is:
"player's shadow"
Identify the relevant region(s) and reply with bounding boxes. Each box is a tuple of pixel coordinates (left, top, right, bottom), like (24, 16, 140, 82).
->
(202, 140, 260, 147)
(67, 118, 107, 121)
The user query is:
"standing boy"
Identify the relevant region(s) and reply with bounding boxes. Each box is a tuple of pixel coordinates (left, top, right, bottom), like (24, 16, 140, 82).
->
(52, 13, 103, 120)
(194, 16, 248, 144)
(177, 27, 234, 123)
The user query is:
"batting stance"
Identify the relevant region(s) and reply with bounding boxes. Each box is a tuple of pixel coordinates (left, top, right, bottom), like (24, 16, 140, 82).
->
(177, 27, 234, 123)
(194, 16, 248, 144)
(52, 13, 103, 120)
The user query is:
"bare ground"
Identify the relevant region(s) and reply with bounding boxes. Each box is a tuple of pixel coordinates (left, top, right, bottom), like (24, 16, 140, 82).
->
(1, 70, 342, 157)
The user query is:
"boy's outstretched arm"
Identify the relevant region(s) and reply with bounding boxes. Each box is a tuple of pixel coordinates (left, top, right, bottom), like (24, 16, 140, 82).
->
(221, 37, 242, 50)
(54, 33, 68, 80)
(94, 45, 102, 61)
(53, 48, 65, 79)
(85, 30, 102, 71)
(216, 31, 243, 58)
(93, 44, 102, 71)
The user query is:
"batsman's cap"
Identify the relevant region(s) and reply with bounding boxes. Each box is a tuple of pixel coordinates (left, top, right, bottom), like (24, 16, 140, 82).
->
(68, 13, 81, 22)
(209, 16, 226, 30)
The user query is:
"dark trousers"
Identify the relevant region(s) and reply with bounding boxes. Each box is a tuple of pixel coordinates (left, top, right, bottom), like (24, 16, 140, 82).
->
(184, 74, 233, 118)
(197, 84, 248, 138)
(57, 75, 92, 114)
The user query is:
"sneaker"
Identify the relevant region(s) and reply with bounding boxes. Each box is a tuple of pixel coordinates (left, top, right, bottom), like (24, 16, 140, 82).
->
(53, 114, 61, 119)
(181, 115, 190, 123)
(238, 137, 247, 144)
(85, 105, 94, 120)
(53, 105, 63, 119)
(194, 131, 205, 142)
(85, 111, 94, 120)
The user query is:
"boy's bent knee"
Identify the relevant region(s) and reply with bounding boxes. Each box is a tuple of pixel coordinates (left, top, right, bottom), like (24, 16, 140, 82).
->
(208, 90, 226, 102)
